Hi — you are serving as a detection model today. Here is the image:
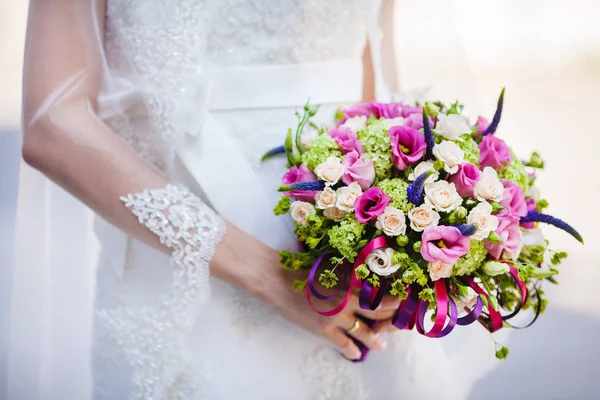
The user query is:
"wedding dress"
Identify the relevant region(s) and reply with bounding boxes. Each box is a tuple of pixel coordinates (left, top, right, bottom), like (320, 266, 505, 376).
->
(8, 1, 501, 399)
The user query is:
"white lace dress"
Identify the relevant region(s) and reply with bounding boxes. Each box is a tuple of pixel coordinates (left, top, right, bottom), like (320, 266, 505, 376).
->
(91, 1, 495, 399)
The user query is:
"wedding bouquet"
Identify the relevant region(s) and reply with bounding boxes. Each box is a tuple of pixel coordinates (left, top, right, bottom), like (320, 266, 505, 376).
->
(262, 90, 583, 359)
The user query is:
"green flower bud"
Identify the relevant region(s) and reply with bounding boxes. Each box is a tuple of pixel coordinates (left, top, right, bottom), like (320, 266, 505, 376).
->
(487, 231, 503, 243)
(402, 269, 418, 284)
(319, 270, 339, 289)
(424, 101, 440, 118)
(483, 261, 510, 276)
(413, 241, 422, 252)
(490, 202, 504, 213)
(495, 345, 510, 360)
(448, 206, 468, 223)
(396, 235, 409, 247)
(536, 199, 549, 212)
(455, 283, 469, 298)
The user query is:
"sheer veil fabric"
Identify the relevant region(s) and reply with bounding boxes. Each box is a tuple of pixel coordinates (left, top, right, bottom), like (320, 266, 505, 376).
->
(6, 1, 500, 399)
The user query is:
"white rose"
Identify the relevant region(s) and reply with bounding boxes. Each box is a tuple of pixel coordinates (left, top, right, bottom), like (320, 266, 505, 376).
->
(408, 161, 439, 184)
(315, 156, 345, 186)
(433, 141, 464, 174)
(454, 287, 478, 310)
(424, 181, 463, 212)
(290, 201, 316, 226)
(408, 204, 441, 232)
(474, 167, 504, 202)
(522, 228, 545, 246)
(427, 260, 453, 281)
(300, 129, 319, 150)
(335, 182, 363, 212)
(315, 187, 337, 209)
(382, 117, 405, 130)
(527, 184, 541, 202)
(434, 113, 471, 140)
(375, 206, 407, 236)
(342, 115, 367, 133)
(467, 201, 500, 240)
(323, 206, 346, 222)
(365, 247, 400, 276)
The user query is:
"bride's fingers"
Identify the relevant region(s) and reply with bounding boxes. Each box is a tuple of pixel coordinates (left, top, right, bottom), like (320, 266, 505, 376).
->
(341, 317, 385, 351)
(355, 307, 396, 321)
(372, 318, 397, 335)
(322, 327, 362, 360)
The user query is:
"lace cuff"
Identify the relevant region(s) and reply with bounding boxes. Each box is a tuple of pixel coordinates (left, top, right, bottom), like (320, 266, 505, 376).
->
(98, 184, 225, 399)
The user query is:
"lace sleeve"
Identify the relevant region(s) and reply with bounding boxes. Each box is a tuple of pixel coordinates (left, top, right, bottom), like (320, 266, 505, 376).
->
(98, 184, 225, 399)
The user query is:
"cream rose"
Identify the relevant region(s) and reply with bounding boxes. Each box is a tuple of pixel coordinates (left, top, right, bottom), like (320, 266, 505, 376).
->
(522, 228, 545, 246)
(433, 141, 464, 174)
(323, 206, 346, 222)
(382, 117, 405, 130)
(474, 167, 504, 202)
(408, 161, 439, 184)
(454, 287, 478, 310)
(427, 260, 453, 281)
(315, 187, 337, 209)
(375, 206, 407, 236)
(315, 156, 345, 186)
(365, 247, 400, 276)
(342, 115, 367, 133)
(408, 204, 441, 232)
(424, 181, 463, 212)
(467, 201, 500, 240)
(434, 113, 471, 140)
(290, 201, 316, 226)
(335, 182, 363, 212)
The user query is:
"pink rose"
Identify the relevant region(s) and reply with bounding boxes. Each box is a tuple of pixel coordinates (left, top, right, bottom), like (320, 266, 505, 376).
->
(342, 151, 375, 190)
(476, 116, 490, 134)
(420, 226, 472, 265)
(449, 163, 481, 198)
(403, 113, 434, 130)
(328, 127, 363, 154)
(497, 179, 527, 221)
(388, 126, 427, 170)
(355, 187, 391, 223)
(282, 164, 317, 202)
(400, 104, 423, 117)
(371, 102, 403, 119)
(485, 218, 522, 260)
(521, 198, 537, 229)
(479, 134, 511, 170)
(339, 103, 374, 122)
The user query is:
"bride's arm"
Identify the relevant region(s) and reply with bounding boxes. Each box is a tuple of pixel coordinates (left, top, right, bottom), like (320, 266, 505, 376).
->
(23, 0, 394, 360)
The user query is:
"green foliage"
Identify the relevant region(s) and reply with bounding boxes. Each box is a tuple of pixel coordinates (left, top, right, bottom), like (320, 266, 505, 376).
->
(301, 135, 342, 170)
(390, 279, 408, 300)
(354, 264, 370, 280)
(499, 152, 529, 191)
(357, 119, 393, 180)
(524, 151, 545, 169)
(319, 269, 339, 288)
(456, 137, 480, 165)
(418, 287, 435, 303)
(279, 250, 314, 271)
(293, 279, 308, 291)
(551, 251, 568, 265)
(273, 196, 292, 216)
(452, 240, 488, 276)
(368, 274, 381, 288)
(536, 199, 549, 212)
(376, 178, 413, 213)
(327, 216, 366, 262)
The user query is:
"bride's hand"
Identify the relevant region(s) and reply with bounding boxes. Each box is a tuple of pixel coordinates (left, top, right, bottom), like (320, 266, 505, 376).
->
(212, 223, 400, 360)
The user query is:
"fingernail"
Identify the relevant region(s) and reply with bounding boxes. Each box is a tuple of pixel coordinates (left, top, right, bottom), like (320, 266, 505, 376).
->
(350, 348, 362, 360)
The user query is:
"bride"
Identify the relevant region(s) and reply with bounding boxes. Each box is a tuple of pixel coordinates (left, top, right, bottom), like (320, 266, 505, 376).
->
(14, 0, 498, 398)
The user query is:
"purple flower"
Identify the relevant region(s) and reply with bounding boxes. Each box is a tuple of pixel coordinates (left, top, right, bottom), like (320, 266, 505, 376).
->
(342, 151, 375, 191)
(420, 226, 472, 264)
(485, 217, 521, 260)
(521, 198, 537, 229)
(282, 164, 317, 202)
(497, 179, 527, 221)
(388, 126, 427, 170)
(479, 134, 511, 170)
(355, 187, 391, 223)
(449, 163, 482, 198)
(328, 127, 363, 154)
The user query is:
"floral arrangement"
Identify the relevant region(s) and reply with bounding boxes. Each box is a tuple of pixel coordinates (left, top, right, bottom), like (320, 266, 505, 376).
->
(262, 90, 583, 359)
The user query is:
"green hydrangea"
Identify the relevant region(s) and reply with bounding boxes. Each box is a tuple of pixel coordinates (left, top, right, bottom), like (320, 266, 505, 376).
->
(357, 120, 393, 180)
(457, 137, 480, 165)
(301, 135, 342, 170)
(452, 240, 488, 276)
(376, 178, 413, 213)
(328, 216, 366, 262)
(499, 151, 529, 191)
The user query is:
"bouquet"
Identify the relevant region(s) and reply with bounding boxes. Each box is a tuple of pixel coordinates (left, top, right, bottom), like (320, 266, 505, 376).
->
(262, 90, 583, 359)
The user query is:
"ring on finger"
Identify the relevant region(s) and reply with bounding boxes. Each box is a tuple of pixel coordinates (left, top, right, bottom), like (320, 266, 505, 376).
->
(347, 319, 361, 334)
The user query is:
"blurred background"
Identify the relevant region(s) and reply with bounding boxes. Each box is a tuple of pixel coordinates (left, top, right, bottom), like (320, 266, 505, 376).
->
(1, 0, 599, 399)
